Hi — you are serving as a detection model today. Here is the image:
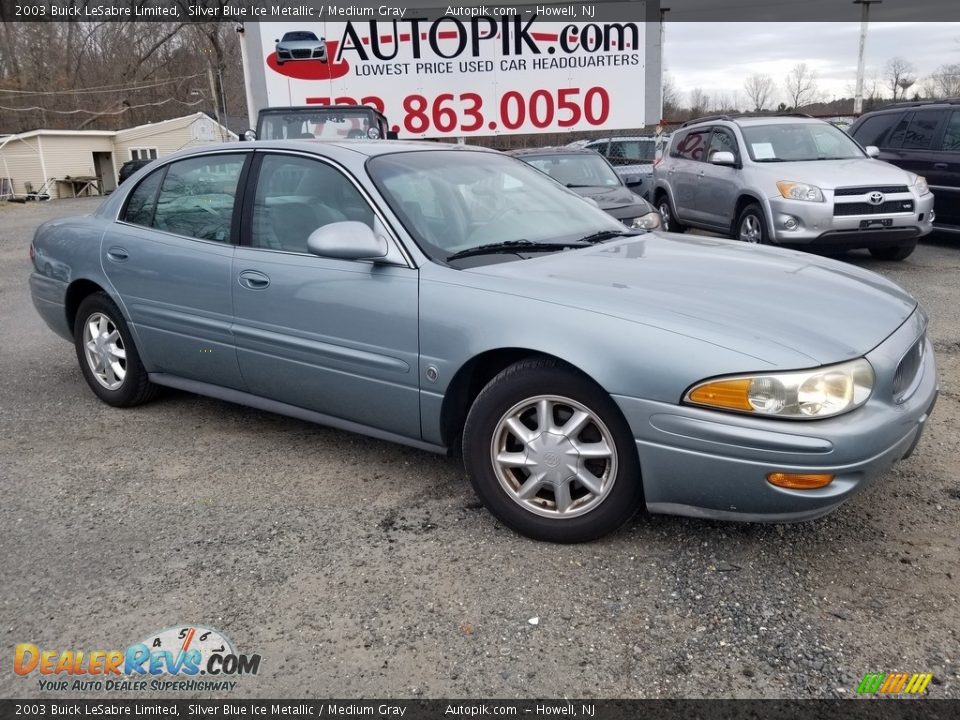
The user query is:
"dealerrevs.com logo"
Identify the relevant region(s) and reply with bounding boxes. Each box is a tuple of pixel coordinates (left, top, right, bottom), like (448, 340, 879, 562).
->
(14, 626, 261, 692)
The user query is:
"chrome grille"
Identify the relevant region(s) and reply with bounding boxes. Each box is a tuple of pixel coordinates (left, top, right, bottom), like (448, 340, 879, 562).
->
(834, 199, 914, 216)
(893, 336, 925, 400)
(834, 185, 909, 196)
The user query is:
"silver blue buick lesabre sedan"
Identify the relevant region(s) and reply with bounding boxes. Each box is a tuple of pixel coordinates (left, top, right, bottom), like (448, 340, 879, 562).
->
(28, 141, 938, 542)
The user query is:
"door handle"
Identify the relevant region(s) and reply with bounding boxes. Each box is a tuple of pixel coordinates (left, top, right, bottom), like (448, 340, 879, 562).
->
(105, 246, 128, 262)
(238, 270, 270, 290)
(934, 163, 948, 170)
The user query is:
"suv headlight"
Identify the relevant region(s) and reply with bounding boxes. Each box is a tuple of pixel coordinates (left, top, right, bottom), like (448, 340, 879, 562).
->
(627, 212, 660, 230)
(684, 358, 874, 419)
(913, 176, 930, 195)
(776, 181, 824, 202)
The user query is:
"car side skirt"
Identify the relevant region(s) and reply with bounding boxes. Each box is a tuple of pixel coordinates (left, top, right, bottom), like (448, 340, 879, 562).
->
(149, 373, 448, 456)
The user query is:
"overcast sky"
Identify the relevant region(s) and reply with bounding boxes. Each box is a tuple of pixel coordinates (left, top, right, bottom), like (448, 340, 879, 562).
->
(663, 22, 960, 105)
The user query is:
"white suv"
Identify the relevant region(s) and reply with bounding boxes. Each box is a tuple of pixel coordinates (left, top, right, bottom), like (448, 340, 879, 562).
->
(652, 115, 934, 260)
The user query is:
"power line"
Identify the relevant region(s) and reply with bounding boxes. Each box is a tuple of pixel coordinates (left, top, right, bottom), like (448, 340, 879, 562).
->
(0, 97, 205, 114)
(0, 74, 205, 96)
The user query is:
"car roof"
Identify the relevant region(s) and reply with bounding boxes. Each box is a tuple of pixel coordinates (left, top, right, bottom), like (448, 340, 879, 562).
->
(585, 136, 657, 142)
(163, 139, 499, 163)
(681, 114, 827, 129)
(858, 98, 960, 114)
(507, 147, 601, 157)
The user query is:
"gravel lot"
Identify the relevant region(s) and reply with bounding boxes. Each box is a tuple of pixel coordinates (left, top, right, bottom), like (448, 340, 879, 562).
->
(1, 197, 957, 700)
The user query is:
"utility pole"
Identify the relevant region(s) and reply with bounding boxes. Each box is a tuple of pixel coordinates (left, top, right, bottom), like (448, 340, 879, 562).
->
(660, 6, 670, 121)
(853, 0, 881, 115)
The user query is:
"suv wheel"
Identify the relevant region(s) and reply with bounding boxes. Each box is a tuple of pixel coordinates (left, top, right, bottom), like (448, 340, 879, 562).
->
(736, 203, 769, 244)
(657, 194, 685, 233)
(869, 240, 917, 261)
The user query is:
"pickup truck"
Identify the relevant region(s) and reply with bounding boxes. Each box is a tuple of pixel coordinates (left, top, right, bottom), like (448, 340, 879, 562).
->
(243, 105, 397, 141)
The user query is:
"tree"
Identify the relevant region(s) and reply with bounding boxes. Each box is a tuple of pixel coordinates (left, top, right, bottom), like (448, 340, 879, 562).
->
(744, 73, 775, 111)
(661, 73, 681, 119)
(688, 87, 710, 117)
(885, 57, 916, 101)
(784, 63, 820, 109)
(928, 63, 960, 98)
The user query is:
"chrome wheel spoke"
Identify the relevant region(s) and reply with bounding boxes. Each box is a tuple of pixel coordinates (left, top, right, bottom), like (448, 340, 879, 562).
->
(535, 398, 553, 432)
(496, 451, 534, 468)
(572, 438, 613, 460)
(504, 417, 534, 444)
(516, 474, 545, 500)
(554, 481, 573, 513)
(559, 409, 591, 437)
(575, 467, 604, 496)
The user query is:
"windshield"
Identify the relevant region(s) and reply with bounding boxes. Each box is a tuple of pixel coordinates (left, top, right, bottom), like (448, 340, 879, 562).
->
(367, 151, 625, 264)
(259, 111, 375, 140)
(282, 32, 318, 42)
(741, 123, 865, 162)
(523, 153, 622, 187)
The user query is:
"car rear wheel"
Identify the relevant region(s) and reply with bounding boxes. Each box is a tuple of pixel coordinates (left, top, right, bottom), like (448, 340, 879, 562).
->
(657, 194, 686, 233)
(74, 293, 157, 408)
(736, 203, 769, 244)
(462, 358, 643, 543)
(869, 240, 917, 261)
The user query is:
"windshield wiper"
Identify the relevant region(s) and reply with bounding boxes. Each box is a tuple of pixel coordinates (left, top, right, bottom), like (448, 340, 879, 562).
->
(446, 240, 587, 261)
(576, 229, 638, 244)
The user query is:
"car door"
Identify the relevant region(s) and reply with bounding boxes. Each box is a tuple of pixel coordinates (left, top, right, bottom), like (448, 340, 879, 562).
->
(668, 127, 713, 224)
(696, 127, 741, 230)
(101, 152, 249, 389)
(231, 151, 420, 438)
(927, 109, 960, 228)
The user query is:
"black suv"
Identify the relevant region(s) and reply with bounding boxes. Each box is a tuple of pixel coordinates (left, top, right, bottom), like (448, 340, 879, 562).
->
(849, 99, 960, 232)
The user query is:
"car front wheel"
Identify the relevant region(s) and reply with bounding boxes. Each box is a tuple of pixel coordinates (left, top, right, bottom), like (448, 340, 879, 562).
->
(657, 194, 686, 233)
(869, 240, 917, 261)
(74, 292, 157, 408)
(736, 203, 769, 244)
(462, 358, 643, 543)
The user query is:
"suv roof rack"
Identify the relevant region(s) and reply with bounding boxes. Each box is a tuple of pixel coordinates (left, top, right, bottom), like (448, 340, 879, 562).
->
(872, 97, 960, 111)
(680, 112, 814, 128)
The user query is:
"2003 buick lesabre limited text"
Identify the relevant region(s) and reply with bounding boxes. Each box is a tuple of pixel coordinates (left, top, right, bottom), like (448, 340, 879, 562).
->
(28, 141, 938, 542)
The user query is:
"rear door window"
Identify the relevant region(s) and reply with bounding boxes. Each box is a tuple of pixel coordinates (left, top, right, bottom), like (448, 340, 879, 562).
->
(670, 129, 712, 161)
(900, 110, 946, 150)
(151, 155, 246, 242)
(939, 110, 960, 152)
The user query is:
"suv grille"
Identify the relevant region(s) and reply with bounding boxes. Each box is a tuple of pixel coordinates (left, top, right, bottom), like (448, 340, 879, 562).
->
(834, 200, 914, 216)
(834, 185, 909, 196)
(893, 336, 925, 400)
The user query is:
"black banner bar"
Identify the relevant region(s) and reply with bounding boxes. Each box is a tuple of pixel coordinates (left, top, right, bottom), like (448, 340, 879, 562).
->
(2, 699, 959, 720)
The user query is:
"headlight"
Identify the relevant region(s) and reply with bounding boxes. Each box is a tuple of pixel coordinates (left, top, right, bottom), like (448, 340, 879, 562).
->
(627, 212, 660, 230)
(776, 181, 824, 202)
(913, 176, 930, 195)
(684, 358, 874, 419)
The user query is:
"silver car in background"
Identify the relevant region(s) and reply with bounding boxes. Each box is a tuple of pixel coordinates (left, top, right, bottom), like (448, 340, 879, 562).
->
(653, 115, 934, 260)
(29, 141, 937, 542)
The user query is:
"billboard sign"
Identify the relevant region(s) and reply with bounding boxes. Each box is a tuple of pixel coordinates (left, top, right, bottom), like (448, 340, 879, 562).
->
(243, 5, 660, 138)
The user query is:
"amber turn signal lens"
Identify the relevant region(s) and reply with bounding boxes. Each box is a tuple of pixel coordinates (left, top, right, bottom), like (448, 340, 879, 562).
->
(687, 379, 754, 411)
(766, 472, 835, 489)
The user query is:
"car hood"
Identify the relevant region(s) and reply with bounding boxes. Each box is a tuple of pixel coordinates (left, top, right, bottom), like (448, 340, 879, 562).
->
(756, 157, 916, 190)
(574, 185, 650, 212)
(463, 234, 917, 368)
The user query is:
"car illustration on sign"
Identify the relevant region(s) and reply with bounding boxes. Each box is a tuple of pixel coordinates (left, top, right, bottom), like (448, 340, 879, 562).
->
(275, 31, 327, 65)
(29, 141, 937, 542)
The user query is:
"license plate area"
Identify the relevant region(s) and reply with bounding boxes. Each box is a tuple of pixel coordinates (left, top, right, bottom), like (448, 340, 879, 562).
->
(860, 218, 893, 229)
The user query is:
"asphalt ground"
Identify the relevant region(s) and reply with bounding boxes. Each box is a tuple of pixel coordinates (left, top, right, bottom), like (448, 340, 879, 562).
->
(0, 197, 957, 700)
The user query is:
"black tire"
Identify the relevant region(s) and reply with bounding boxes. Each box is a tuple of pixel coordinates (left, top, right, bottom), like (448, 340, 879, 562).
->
(656, 193, 686, 233)
(74, 292, 157, 408)
(462, 357, 643, 543)
(869, 240, 917, 261)
(735, 203, 770, 244)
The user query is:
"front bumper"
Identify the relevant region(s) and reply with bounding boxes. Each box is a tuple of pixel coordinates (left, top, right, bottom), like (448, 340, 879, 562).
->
(613, 309, 937, 521)
(767, 191, 934, 246)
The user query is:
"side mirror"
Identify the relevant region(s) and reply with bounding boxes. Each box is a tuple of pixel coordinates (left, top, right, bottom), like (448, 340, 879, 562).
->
(242, 129, 257, 142)
(865, 145, 880, 158)
(710, 151, 736, 166)
(307, 221, 388, 261)
(386, 130, 399, 140)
